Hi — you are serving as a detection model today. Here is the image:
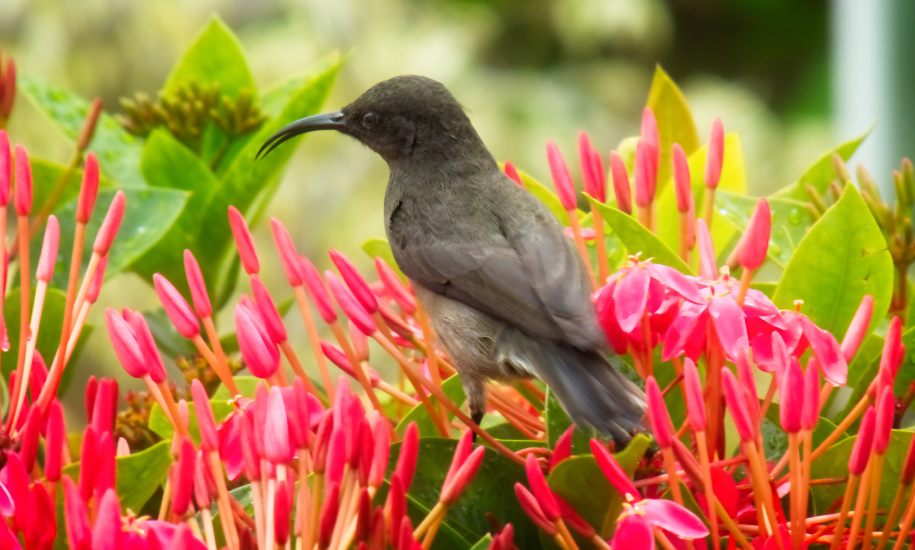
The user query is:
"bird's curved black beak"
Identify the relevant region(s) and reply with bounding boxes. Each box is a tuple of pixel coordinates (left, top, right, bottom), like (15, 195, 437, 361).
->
(256, 111, 345, 159)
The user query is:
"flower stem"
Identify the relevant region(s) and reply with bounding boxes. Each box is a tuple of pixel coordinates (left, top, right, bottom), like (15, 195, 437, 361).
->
(848, 461, 874, 550)
(292, 286, 335, 401)
(695, 430, 720, 547)
(329, 320, 386, 415)
(593, 209, 610, 283)
(862, 454, 886, 550)
(703, 189, 717, 228)
(789, 433, 803, 549)
(192, 334, 239, 395)
(876, 480, 911, 550)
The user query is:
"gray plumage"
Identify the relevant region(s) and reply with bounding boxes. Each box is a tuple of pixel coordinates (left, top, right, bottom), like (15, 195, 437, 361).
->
(259, 75, 645, 443)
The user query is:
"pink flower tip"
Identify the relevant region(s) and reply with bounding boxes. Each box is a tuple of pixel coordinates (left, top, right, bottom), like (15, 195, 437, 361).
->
(13, 144, 32, 216)
(874, 387, 895, 455)
(737, 198, 770, 271)
(589, 438, 639, 499)
(86, 255, 108, 304)
(880, 315, 904, 377)
(848, 407, 876, 475)
(550, 426, 575, 471)
(235, 302, 280, 379)
(609, 151, 632, 213)
(105, 308, 148, 379)
(375, 257, 416, 314)
(44, 400, 65, 482)
(524, 454, 560, 521)
(153, 273, 199, 338)
(325, 271, 377, 335)
(705, 118, 725, 189)
(721, 368, 755, 442)
(633, 140, 657, 208)
(251, 276, 288, 344)
(183, 250, 212, 319)
(36, 215, 60, 283)
(645, 376, 674, 448)
(672, 143, 693, 214)
(514, 483, 556, 535)
(0, 130, 9, 206)
(779, 360, 803, 434)
(264, 386, 293, 464)
(546, 141, 577, 211)
(77, 153, 100, 223)
(190, 379, 219, 452)
(170, 437, 196, 517)
(330, 249, 378, 314)
(300, 256, 337, 323)
(503, 161, 524, 187)
(92, 191, 126, 255)
(441, 446, 485, 505)
(228, 205, 259, 275)
(841, 294, 874, 361)
(394, 422, 419, 491)
(270, 218, 303, 286)
(578, 132, 606, 202)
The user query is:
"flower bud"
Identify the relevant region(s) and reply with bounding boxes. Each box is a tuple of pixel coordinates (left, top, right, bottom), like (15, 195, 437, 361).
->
(235, 302, 280, 378)
(394, 422, 419, 491)
(86, 255, 108, 304)
(170, 437, 196, 517)
(191, 379, 219, 452)
(264, 386, 293, 464)
(375, 258, 416, 314)
(589, 438, 638, 499)
(546, 141, 576, 211)
(92, 191, 125, 256)
(672, 144, 693, 214)
(551, 426, 574, 471)
(441, 446, 485, 505)
(524, 453, 560, 521)
(737, 198, 770, 271)
(646, 376, 674, 448)
(301, 256, 337, 323)
(683, 358, 707, 432)
(153, 273, 199, 338)
(270, 218, 303, 286)
(330, 249, 378, 314)
(228, 205, 259, 275)
(579, 132, 606, 202)
(609, 151, 631, 214)
(76, 153, 99, 224)
(251, 276, 287, 343)
(105, 309, 148, 379)
(779, 360, 803, 434)
(514, 483, 557, 535)
(45, 400, 65, 482)
(841, 294, 874, 361)
(705, 118, 724, 189)
(36, 215, 59, 283)
(183, 250, 212, 319)
(848, 407, 876, 475)
(722, 368, 754, 442)
(325, 271, 377, 335)
(874, 387, 895, 455)
(14, 145, 32, 216)
(503, 161, 523, 187)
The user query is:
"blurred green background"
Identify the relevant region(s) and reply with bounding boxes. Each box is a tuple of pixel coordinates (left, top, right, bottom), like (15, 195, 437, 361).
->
(1, 0, 911, 418)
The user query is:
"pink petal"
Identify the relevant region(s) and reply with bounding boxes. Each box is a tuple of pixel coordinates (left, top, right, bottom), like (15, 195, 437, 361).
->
(708, 296, 748, 360)
(609, 151, 632, 214)
(800, 316, 847, 386)
(640, 498, 710, 539)
(614, 268, 651, 333)
(0, 481, 12, 517)
(612, 514, 654, 550)
(646, 263, 704, 303)
(661, 302, 706, 362)
(696, 219, 717, 279)
(589, 439, 639, 499)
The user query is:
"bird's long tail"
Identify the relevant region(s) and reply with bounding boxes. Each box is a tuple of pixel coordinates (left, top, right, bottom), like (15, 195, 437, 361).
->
(498, 330, 645, 445)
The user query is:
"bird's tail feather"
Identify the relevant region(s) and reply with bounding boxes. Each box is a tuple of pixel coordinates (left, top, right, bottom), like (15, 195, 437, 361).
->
(500, 331, 645, 444)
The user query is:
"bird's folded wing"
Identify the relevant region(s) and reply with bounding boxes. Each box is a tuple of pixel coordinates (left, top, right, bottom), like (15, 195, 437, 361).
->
(398, 222, 602, 349)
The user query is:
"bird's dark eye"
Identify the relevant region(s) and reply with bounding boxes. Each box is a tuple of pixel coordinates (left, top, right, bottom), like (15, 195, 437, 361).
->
(361, 112, 379, 129)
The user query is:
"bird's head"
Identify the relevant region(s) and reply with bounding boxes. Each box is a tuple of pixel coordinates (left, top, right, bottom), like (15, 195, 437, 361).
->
(258, 75, 487, 164)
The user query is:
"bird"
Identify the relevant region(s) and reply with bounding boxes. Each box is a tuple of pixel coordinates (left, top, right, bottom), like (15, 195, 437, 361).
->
(258, 75, 645, 443)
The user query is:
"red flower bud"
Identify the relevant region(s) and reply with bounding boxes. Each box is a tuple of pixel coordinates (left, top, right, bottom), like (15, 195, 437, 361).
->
(524, 453, 560, 521)
(62, 477, 91, 549)
(609, 151, 632, 214)
(394, 422, 419, 491)
(683, 358, 707, 432)
(77, 153, 99, 224)
(880, 315, 904, 377)
(251, 276, 287, 343)
(86, 255, 108, 304)
(153, 273, 199, 338)
(228, 205, 259, 275)
(301, 256, 337, 323)
(275, 479, 293, 545)
(705, 118, 724, 189)
(672, 143, 692, 214)
(264, 386, 293, 464)
(36, 215, 59, 283)
(848, 407, 876, 475)
(514, 483, 557, 535)
(589, 438, 639, 499)
(191, 379, 219, 451)
(368, 412, 391, 488)
(579, 132, 606, 202)
(736, 198, 770, 271)
(779, 359, 803, 434)
(105, 309, 147, 379)
(874, 387, 895, 455)
(318, 482, 341, 548)
(170, 437, 196, 517)
(14, 144, 32, 216)
(503, 161, 523, 187)
(0, 130, 9, 206)
(45, 400, 65, 482)
(240, 413, 260, 481)
(92, 191, 125, 256)
(633, 140, 656, 207)
(646, 376, 674, 448)
(330, 249, 378, 314)
(183, 250, 212, 319)
(546, 141, 577, 211)
(270, 218, 303, 286)
(235, 302, 280, 378)
(722, 368, 754, 442)
(325, 271, 377, 335)
(441, 446, 485, 505)
(841, 294, 874, 361)
(551, 426, 574, 471)
(375, 257, 416, 314)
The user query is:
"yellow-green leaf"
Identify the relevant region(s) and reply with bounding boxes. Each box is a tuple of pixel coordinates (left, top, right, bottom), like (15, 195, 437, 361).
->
(646, 65, 700, 189)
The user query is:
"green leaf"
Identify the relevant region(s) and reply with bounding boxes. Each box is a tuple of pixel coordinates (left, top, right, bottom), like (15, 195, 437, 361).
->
(716, 191, 812, 269)
(773, 185, 893, 337)
(61, 439, 172, 513)
(588, 197, 692, 273)
(48, 187, 189, 289)
(654, 133, 747, 264)
(838, 333, 884, 418)
(645, 65, 700, 189)
(18, 73, 145, 187)
(29, 157, 117, 217)
(547, 434, 651, 538)
(469, 535, 494, 550)
(197, 54, 341, 305)
(362, 237, 400, 275)
(544, 388, 596, 455)
(396, 374, 465, 438)
(776, 129, 871, 200)
(392, 438, 542, 549)
(3, 288, 91, 393)
(148, 397, 234, 444)
(810, 430, 913, 517)
(131, 130, 220, 288)
(162, 16, 256, 100)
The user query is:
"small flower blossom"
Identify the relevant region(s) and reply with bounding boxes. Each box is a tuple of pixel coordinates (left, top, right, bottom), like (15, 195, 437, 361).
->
(228, 205, 259, 274)
(705, 118, 725, 189)
(153, 273, 199, 339)
(611, 498, 709, 549)
(92, 191, 126, 256)
(546, 141, 577, 211)
(609, 151, 631, 213)
(77, 153, 100, 224)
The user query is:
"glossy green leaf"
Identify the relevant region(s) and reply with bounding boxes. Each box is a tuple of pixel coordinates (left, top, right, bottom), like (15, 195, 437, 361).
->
(547, 433, 651, 538)
(654, 133, 747, 265)
(810, 430, 913, 517)
(162, 16, 256, 100)
(469, 535, 494, 550)
(197, 54, 341, 306)
(148, 397, 235, 444)
(47, 187, 189, 289)
(391, 437, 541, 549)
(61, 439, 172, 513)
(645, 65, 700, 189)
(28, 157, 117, 218)
(18, 73, 145, 187)
(544, 388, 596, 455)
(131, 130, 220, 288)
(396, 374, 465, 438)
(838, 333, 884, 418)
(715, 191, 812, 269)
(773, 185, 893, 337)
(588, 197, 692, 273)
(776, 129, 871, 201)
(2, 288, 91, 393)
